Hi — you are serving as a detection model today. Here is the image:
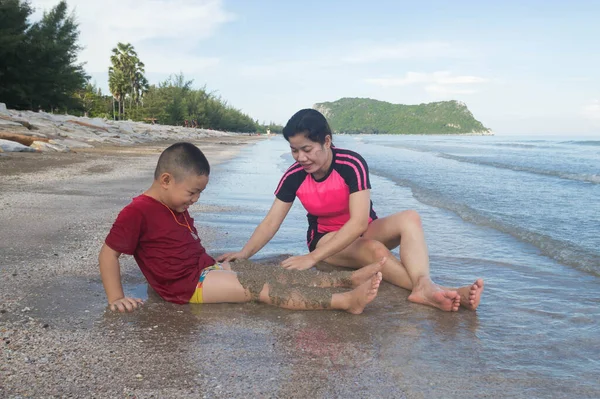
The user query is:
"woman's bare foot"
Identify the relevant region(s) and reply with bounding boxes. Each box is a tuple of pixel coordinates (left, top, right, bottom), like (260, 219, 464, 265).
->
(344, 272, 383, 314)
(350, 257, 386, 287)
(456, 279, 484, 310)
(408, 278, 460, 312)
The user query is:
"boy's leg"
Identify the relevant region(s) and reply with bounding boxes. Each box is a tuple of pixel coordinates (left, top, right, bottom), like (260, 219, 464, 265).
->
(259, 272, 383, 314)
(200, 270, 253, 303)
(269, 258, 385, 288)
(201, 269, 383, 314)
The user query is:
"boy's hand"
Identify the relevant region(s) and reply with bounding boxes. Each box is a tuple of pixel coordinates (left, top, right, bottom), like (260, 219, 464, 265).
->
(217, 251, 247, 262)
(109, 297, 143, 313)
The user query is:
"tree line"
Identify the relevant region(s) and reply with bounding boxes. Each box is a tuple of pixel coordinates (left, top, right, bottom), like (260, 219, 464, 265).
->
(0, 0, 273, 133)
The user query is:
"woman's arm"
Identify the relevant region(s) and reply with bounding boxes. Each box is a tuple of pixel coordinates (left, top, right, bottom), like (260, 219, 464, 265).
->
(218, 198, 293, 261)
(281, 190, 371, 269)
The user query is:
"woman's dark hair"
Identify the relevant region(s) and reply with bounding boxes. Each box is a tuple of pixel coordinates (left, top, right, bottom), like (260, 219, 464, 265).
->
(282, 109, 332, 145)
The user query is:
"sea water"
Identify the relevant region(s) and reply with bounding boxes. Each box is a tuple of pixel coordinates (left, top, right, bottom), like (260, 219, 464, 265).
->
(198, 134, 600, 397)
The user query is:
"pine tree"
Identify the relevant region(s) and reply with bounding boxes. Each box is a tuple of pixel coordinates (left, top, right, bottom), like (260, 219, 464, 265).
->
(0, 0, 33, 108)
(0, 0, 87, 111)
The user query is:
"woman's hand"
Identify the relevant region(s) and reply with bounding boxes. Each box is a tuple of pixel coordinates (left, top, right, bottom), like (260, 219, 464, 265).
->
(281, 254, 317, 270)
(217, 251, 248, 262)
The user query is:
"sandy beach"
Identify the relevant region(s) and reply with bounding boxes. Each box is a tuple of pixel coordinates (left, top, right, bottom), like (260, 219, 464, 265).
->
(3, 133, 599, 398)
(0, 135, 450, 398)
(1, 136, 278, 397)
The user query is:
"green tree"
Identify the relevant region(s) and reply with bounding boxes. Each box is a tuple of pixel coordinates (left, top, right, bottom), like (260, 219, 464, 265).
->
(135, 73, 257, 132)
(26, 0, 88, 111)
(73, 80, 110, 118)
(108, 42, 148, 120)
(0, 0, 87, 111)
(0, 0, 33, 108)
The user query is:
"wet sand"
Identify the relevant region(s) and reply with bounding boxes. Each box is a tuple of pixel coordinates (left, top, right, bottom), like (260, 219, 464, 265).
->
(2, 135, 597, 398)
(0, 135, 420, 398)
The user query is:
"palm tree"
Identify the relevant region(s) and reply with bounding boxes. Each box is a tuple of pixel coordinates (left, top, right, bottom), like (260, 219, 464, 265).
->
(108, 42, 148, 120)
(108, 65, 127, 120)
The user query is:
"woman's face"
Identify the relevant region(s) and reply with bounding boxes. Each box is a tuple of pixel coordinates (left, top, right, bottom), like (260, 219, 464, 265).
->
(288, 133, 332, 178)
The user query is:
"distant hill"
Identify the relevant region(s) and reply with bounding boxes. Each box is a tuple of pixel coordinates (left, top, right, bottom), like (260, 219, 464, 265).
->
(313, 98, 492, 135)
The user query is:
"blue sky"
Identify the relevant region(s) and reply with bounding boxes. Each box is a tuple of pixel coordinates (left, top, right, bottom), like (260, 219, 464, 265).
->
(30, 0, 600, 135)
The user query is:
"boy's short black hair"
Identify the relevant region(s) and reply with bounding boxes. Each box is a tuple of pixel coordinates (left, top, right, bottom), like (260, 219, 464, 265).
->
(154, 142, 210, 181)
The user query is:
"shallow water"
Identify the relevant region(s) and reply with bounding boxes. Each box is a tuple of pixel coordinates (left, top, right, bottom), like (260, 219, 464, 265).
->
(194, 135, 600, 397)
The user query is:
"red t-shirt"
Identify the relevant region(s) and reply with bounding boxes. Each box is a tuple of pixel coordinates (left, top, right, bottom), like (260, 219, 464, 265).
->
(105, 195, 215, 304)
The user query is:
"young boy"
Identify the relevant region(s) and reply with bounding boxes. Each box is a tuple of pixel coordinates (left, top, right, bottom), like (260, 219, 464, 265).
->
(99, 142, 383, 314)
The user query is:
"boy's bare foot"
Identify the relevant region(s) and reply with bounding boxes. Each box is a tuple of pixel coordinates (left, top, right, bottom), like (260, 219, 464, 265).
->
(350, 257, 386, 287)
(457, 279, 484, 310)
(408, 278, 460, 312)
(345, 272, 383, 314)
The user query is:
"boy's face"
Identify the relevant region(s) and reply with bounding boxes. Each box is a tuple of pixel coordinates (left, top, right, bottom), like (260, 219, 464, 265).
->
(164, 173, 209, 213)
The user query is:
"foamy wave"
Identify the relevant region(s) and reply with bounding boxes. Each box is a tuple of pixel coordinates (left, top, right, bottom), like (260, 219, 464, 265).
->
(561, 140, 600, 147)
(438, 154, 600, 184)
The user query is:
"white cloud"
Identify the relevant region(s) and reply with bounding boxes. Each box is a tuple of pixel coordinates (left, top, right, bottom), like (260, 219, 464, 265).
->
(240, 41, 470, 80)
(29, 0, 235, 73)
(582, 99, 600, 120)
(424, 85, 478, 95)
(342, 41, 465, 64)
(366, 71, 488, 95)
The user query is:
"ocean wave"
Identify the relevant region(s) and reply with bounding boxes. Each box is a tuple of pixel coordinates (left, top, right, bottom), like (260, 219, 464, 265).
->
(560, 140, 600, 146)
(371, 169, 600, 277)
(490, 142, 541, 149)
(437, 153, 600, 184)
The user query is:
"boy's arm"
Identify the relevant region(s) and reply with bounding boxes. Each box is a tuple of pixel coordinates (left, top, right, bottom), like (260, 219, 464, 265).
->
(99, 243, 142, 312)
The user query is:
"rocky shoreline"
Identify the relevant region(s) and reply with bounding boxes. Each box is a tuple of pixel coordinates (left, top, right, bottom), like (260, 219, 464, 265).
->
(0, 102, 243, 154)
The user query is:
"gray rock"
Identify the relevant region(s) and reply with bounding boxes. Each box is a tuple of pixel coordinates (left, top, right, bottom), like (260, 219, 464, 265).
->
(118, 123, 135, 135)
(0, 139, 36, 152)
(30, 141, 70, 153)
(58, 139, 94, 149)
(0, 119, 25, 129)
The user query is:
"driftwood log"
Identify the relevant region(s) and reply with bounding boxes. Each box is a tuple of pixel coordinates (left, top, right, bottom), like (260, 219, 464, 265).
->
(0, 131, 50, 146)
(67, 120, 109, 132)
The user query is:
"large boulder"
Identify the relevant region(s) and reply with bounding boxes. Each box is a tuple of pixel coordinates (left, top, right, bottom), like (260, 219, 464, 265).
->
(0, 103, 8, 116)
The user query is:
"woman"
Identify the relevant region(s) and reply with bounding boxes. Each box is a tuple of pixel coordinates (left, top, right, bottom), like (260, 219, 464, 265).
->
(219, 109, 483, 311)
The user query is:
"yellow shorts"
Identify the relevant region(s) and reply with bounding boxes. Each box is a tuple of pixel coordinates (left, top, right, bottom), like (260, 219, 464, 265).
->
(189, 264, 225, 304)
